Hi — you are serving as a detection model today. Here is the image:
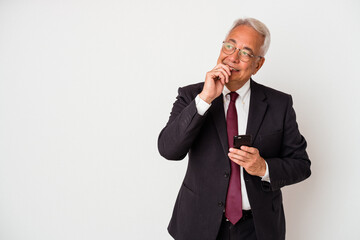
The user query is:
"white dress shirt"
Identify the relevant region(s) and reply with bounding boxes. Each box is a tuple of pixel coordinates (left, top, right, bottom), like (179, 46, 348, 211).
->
(195, 80, 270, 210)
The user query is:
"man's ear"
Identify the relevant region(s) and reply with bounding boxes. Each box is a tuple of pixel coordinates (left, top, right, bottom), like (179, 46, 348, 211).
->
(253, 57, 265, 75)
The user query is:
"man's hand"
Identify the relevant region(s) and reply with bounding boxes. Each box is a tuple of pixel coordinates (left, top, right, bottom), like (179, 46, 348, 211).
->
(199, 64, 231, 104)
(228, 146, 266, 177)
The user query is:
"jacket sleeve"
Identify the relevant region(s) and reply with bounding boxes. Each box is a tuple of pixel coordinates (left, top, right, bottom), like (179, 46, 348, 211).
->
(263, 95, 311, 191)
(158, 86, 207, 160)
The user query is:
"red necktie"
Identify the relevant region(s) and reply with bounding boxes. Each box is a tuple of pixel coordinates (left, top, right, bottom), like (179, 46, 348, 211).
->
(225, 92, 243, 225)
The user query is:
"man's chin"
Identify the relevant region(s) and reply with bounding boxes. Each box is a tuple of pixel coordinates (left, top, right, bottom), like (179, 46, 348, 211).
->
(226, 78, 249, 90)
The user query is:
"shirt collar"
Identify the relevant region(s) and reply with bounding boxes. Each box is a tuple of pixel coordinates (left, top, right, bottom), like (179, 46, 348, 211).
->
(222, 80, 251, 99)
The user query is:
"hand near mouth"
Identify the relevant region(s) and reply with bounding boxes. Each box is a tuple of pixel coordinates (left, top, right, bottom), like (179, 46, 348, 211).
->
(229, 66, 240, 72)
(199, 64, 232, 104)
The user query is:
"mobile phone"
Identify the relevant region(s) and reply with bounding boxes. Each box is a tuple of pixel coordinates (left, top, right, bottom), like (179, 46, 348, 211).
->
(233, 135, 252, 149)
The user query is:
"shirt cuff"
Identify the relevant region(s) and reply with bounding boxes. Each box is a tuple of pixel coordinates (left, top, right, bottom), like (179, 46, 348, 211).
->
(195, 94, 211, 116)
(261, 161, 271, 183)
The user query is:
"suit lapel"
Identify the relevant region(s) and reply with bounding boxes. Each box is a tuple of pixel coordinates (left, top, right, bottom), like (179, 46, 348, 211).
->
(246, 80, 268, 145)
(209, 95, 229, 157)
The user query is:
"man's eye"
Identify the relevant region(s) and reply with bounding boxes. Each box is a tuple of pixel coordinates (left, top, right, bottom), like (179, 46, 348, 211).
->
(225, 44, 234, 49)
(241, 51, 250, 56)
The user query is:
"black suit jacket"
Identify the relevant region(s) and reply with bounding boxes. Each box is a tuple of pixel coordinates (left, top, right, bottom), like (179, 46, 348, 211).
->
(158, 80, 311, 240)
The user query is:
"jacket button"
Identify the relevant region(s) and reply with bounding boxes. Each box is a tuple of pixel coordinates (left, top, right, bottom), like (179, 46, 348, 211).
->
(224, 172, 229, 178)
(218, 201, 224, 207)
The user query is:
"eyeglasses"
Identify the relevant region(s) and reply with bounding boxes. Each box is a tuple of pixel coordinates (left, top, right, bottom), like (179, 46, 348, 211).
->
(222, 41, 263, 62)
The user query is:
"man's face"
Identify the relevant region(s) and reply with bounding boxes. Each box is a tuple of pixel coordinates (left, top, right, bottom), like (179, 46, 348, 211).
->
(217, 25, 265, 87)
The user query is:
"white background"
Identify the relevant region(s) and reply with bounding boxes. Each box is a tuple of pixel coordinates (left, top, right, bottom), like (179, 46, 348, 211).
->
(1, 0, 359, 239)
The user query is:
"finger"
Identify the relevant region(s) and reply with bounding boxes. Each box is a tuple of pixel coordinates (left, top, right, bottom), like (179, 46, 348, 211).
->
(229, 147, 241, 154)
(223, 65, 232, 76)
(214, 64, 232, 76)
(230, 157, 252, 170)
(229, 157, 245, 167)
(214, 68, 230, 83)
(230, 148, 253, 160)
(241, 146, 258, 154)
(212, 71, 227, 85)
(229, 148, 248, 156)
(228, 152, 246, 162)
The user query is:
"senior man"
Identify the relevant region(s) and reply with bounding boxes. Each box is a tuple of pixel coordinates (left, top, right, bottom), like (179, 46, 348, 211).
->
(158, 17, 311, 240)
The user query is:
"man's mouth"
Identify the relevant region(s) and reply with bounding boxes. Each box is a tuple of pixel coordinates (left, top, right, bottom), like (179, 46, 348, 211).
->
(224, 63, 239, 72)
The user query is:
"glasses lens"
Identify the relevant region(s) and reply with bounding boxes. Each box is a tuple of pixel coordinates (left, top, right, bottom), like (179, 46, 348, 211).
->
(222, 42, 235, 55)
(239, 50, 252, 62)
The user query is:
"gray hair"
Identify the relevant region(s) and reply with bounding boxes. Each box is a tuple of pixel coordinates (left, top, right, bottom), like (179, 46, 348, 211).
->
(227, 18, 271, 56)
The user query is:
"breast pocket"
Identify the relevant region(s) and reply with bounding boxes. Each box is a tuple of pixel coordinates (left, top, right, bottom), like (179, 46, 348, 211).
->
(259, 130, 283, 157)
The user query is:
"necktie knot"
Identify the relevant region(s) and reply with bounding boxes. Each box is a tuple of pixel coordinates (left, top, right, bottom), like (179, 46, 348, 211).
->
(229, 92, 239, 102)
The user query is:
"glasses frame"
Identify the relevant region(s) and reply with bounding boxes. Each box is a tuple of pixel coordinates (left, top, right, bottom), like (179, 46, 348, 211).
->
(222, 41, 263, 62)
